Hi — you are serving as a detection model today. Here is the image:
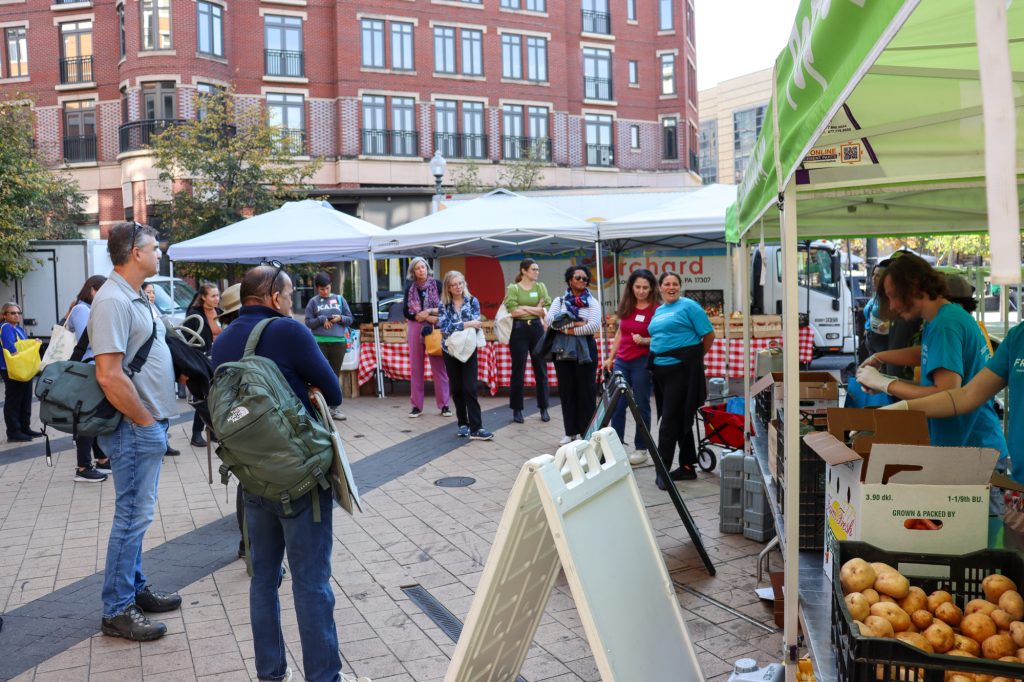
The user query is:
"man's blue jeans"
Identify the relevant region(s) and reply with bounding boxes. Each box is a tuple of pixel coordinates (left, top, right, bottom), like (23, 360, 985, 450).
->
(245, 488, 340, 682)
(610, 356, 653, 449)
(97, 419, 167, 618)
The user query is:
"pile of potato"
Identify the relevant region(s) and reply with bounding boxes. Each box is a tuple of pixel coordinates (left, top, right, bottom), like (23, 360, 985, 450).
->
(841, 557, 1024, 681)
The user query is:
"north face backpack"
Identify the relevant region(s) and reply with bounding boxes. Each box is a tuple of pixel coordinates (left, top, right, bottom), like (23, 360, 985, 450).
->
(208, 318, 334, 519)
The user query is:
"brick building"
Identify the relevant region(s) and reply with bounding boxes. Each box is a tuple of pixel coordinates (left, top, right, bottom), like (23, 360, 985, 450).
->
(1, 0, 700, 236)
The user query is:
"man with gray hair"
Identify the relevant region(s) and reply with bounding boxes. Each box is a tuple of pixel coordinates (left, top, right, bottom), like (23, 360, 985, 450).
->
(90, 221, 180, 641)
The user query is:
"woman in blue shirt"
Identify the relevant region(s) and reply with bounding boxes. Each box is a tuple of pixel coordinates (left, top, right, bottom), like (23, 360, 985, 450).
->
(437, 271, 492, 441)
(647, 272, 715, 488)
(0, 302, 39, 443)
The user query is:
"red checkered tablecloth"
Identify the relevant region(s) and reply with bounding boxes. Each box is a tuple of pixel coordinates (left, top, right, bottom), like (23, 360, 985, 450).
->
(489, 339, 612, 394)
(357, 342, 494, 391)
(702, 327, 815, 378)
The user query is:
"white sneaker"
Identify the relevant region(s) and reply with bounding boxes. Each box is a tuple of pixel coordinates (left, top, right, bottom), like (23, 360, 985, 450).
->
(342, 673, 372, 682)
(330, 407, 347, 421)
(628, 449, 649, 466)
(559, 435, 574, 446)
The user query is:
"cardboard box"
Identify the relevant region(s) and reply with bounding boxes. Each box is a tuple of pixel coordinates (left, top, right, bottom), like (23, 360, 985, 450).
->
(750, 371, 840, 418)
(808, 408, 998, 579)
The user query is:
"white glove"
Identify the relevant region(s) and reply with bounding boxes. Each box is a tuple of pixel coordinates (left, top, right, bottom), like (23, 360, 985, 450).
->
(857, 365, 897, 395)
(879, 400, 909, 411)
(859, 353, 883, 369)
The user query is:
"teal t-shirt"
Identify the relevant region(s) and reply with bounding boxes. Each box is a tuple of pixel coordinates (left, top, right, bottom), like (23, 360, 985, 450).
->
(987, 322, 1024, 482)
(920, 303, 1008, 458)
(648, 297, 713, 367)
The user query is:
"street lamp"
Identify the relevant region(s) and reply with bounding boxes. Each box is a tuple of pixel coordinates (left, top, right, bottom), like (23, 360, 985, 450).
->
(429, 150, 447, 195)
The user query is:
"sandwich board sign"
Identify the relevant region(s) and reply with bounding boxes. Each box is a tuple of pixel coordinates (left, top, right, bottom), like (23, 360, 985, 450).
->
(444, 428, 704, 682)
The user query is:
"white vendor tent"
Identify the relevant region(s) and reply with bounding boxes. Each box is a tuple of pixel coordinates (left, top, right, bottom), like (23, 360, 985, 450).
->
(598, 184, 735, 250)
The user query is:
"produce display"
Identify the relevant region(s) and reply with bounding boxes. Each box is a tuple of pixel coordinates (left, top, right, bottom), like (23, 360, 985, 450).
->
(840, 557, 1024, 680)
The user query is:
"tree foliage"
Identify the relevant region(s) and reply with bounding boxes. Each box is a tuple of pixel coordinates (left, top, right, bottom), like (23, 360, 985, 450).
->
(149, 88, 321, 276)
(449, 160, 485, 195)
(496, 141, 546, 191)
(0, 101, 87, 281)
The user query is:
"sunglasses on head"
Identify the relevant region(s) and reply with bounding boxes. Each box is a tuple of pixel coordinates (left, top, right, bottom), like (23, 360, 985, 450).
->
(261, 259, 285, 292)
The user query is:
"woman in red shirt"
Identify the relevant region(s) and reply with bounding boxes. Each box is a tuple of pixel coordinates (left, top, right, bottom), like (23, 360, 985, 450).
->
(602, 269, 659, 465)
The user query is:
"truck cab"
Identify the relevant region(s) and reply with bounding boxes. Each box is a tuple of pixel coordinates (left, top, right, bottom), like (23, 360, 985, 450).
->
(751, 240, 855, 355)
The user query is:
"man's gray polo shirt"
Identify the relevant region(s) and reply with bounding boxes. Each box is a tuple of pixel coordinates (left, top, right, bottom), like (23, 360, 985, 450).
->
(88, 271, 178, 421)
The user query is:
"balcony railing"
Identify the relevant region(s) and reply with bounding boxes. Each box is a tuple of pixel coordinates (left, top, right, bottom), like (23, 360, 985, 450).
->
(434, 132, 487, 160)
(584, 76, 612, 101)
(59, 55, 93, 85)
(119, 119, 186, 153)
(582, 9, 610, 34)
(586, 143, 614, 167)
(275, 128, 306, 154)
(264, 49, 304, 78)
(361, 128, 419, 157)
(63, 134, 96, 163)
(502, 136, 551, 161)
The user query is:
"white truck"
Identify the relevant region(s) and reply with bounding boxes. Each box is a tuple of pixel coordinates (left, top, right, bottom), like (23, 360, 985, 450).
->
(0, 239, 113, 341)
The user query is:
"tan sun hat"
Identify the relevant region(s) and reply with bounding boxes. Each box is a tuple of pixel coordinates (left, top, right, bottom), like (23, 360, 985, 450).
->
(217, 283, 241, 319)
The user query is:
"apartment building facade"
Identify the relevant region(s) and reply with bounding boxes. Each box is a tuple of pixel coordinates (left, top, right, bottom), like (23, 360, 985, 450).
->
(0, 0, 700, 235)
(697, 66, 771, 187)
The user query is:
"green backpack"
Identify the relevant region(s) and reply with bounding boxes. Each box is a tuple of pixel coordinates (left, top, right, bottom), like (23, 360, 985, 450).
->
(209, 318, 333, 520)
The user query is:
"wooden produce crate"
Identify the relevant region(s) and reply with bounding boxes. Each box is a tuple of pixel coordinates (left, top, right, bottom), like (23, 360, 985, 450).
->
(359, 323, 375, 343)
(381, 321, 407, 343)
(751, 314, 783, 338)
(708, 316, 746, 338)
(481, 320, 497, 343)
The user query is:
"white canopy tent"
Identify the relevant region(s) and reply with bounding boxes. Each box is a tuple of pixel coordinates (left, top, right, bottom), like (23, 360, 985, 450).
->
(598, 184, 735, 250)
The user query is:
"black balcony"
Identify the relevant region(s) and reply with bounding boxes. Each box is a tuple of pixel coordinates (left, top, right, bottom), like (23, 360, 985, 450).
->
(264, 49, 304, 78)
(361, 129, 419, 157)
(584, 76, 612, 101)
(118, 119, 186, 153)
(502, 136, 550, 161)
(582, 9, 610, 34)
(586, 143, 614, 167)
(434, 132, 487, 160)
(275, 128, 306, 154)
(59, 56, 93, 85)
(63, 134, 96, 163)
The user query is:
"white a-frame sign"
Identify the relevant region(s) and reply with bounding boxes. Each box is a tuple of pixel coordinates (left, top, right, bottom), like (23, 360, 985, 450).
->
(444, 428, 703, 682)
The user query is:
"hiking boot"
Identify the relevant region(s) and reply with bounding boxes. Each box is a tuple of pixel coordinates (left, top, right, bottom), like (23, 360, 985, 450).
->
(512, 409, 524, 424)
(408, 407, 422, 418)
(101, 604, 166, 641)
(470, 429, 493, 441)
(75, 467, 107, 483)
(190, 432, 208, 448)
(440, 406, 453, 418)
(457, 425, 470, 438)
(135, 586, 182, 613)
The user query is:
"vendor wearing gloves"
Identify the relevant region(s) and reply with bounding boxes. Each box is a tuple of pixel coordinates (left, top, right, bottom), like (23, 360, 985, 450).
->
(857, 254, 1008, 466)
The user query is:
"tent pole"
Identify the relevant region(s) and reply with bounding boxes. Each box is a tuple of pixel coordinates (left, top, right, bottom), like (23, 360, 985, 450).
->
(595, 239, 607, 349)
(369, 249, 385, 399)
(740, 239, 750, 447)
(724, 241, 732, 380)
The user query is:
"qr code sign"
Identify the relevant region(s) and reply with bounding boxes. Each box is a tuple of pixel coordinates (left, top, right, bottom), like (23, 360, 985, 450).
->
(841, 143, 862, 164)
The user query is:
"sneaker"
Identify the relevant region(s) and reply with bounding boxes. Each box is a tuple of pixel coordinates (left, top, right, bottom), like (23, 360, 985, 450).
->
(101, 604, 166, 641)
(330, 407, 347, 421)
(457, 425, 470, 438)
(470, 429, 493, 441)
(669, 465, 697, 481)
(341, 673, 372, 682)
(134, 585, 182, 613)
(408, 407, 422, 418)
(75, 467, 107, 483)
(440, 406, 453, 418)
(628, 449, 649, 466)
(558, 435, 574, 446)
(164, 446, 180, 457)
(94, 459, 112, 474)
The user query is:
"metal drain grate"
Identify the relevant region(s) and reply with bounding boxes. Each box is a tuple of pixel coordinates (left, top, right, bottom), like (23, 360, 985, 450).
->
(435, 476, 475, 488)
(401, 584, 527, 682)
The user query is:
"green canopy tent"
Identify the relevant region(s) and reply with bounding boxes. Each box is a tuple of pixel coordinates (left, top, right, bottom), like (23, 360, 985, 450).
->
(727, 1, 1024, 676)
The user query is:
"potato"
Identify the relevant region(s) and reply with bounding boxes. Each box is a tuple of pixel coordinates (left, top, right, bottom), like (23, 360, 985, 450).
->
(865, 614, 896, 638)
(855, 620, 875, 636)
(962, 613, 999, 643)
(872, 561, 899, 576)
(992, 609, 1014, 631)
(999, 591, 1024, 620)
(900, 587, 928, 615)
(982, 632, 1016, 660)
(954, 633, 983, 656)
(936, 601, 965, 627)
(876, 571, 911, 599)
(896, 631, 935, 653)
(863, 588, 881, 605)
(1012, 623, 1024, 648)
(929, 590, 955, 613)
(946, 674, 975, 682)
(968, 599, 1000, 617)
(846, 592, 871, 621)
(924, 620, 956, 653)
(984, 575, 1019, 604)
(911, 609, 934, 630)
(841, 558, 877, 594)
(1018, 645, 1024, 659)
(872, 602, 912, 632)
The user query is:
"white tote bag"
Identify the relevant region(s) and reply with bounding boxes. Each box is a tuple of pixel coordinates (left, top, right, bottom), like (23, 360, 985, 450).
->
(494, 304, 513, 344)
(40, 323, 77, 369)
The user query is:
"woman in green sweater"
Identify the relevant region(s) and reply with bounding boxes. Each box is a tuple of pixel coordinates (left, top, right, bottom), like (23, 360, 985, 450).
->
(503, 258, 552, 423)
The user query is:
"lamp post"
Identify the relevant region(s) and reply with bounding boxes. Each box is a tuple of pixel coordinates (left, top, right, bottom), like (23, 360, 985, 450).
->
(429, 150, 447, 195)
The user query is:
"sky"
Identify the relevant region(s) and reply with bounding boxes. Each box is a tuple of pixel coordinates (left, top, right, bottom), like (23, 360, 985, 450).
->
(695, 0, 802, 91)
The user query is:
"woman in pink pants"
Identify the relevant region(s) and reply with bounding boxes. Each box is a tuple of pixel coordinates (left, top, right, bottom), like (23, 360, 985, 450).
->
(402, 257, 451, 418)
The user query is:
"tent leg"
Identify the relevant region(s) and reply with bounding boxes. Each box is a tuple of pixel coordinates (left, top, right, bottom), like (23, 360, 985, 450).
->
(369, 249, 385, 399)
(740, 240, 750, 446)
(595, 240, 607, 349)
(724, 241, 732, 380)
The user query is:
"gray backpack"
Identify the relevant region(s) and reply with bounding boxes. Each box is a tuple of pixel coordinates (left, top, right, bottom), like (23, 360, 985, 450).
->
(209, 318, 334, 519)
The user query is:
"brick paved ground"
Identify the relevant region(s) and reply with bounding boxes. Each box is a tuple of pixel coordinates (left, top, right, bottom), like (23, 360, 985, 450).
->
(0, 390, 783, 681)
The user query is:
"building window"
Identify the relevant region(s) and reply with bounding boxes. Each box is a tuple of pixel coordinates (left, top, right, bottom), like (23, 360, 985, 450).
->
(628, 60, 637, 85)
(197, 1, 223, 58)
(582, 0, 610, 35)
(733, 105, 766, 182)
(501, 34, 521, 79)
(140, 0, 171, 51)
(687, 60, 697, 103)
(267, 92, 305, 153)
(461, 29, 482, 75)
(630, 124, 639, 150)
(391, 22, 413, 71)
(362, 95, 386, 154)
(5, 27, 27, 78)
(437, 100, 486, 160)
(525, 36, 547, 82)
(627, 0, 636, 21)
(662, 117, 678, 160)
(361, 19, 384, 68)
(503, 0, 546, 9)
(362, 96, 419, 158)
(195, 82, 219, 120)
(142, 81, 176, 119)
(117, 5, 125, 59)
(502, 105, 550, 160)
(686, 1, 695, 43)
(60, 21, 93, 85)
(658, 0, 673, 30)
(434, 26, 456, 74)
(689, 120, 699, 171)
(461, 0, 482, 3)
(660, 54, 676, 96)
(392, 96, 416, 157)
(699, 120, 717, 183)
(264, 15, 303, 77)
(63, 101, 96, 163)
(583, 47, 611, 100)
(585, 114, 613, 166)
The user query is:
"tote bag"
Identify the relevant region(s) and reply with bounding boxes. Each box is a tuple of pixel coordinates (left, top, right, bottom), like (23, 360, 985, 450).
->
(425, 328, 443, 356)
(3, 338, 42, 381)
(494, 304, 513, 344)
(41, 323, 76, 369)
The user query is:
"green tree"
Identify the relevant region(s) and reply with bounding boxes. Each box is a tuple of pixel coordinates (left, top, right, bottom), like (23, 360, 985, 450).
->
(149, 88, 322, 276)
(496, 141, 546, 191)
(922, 234, 989, 266)
(0, 101, 87, 281)
(449, 159, 486, 194)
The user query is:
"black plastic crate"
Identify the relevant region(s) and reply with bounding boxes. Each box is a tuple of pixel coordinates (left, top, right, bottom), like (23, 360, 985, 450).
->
(775, 432, 826, 495)
(776, 490, 825, 550)
(832, 541, 1024, 682)
(755, 387, 774, 426)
